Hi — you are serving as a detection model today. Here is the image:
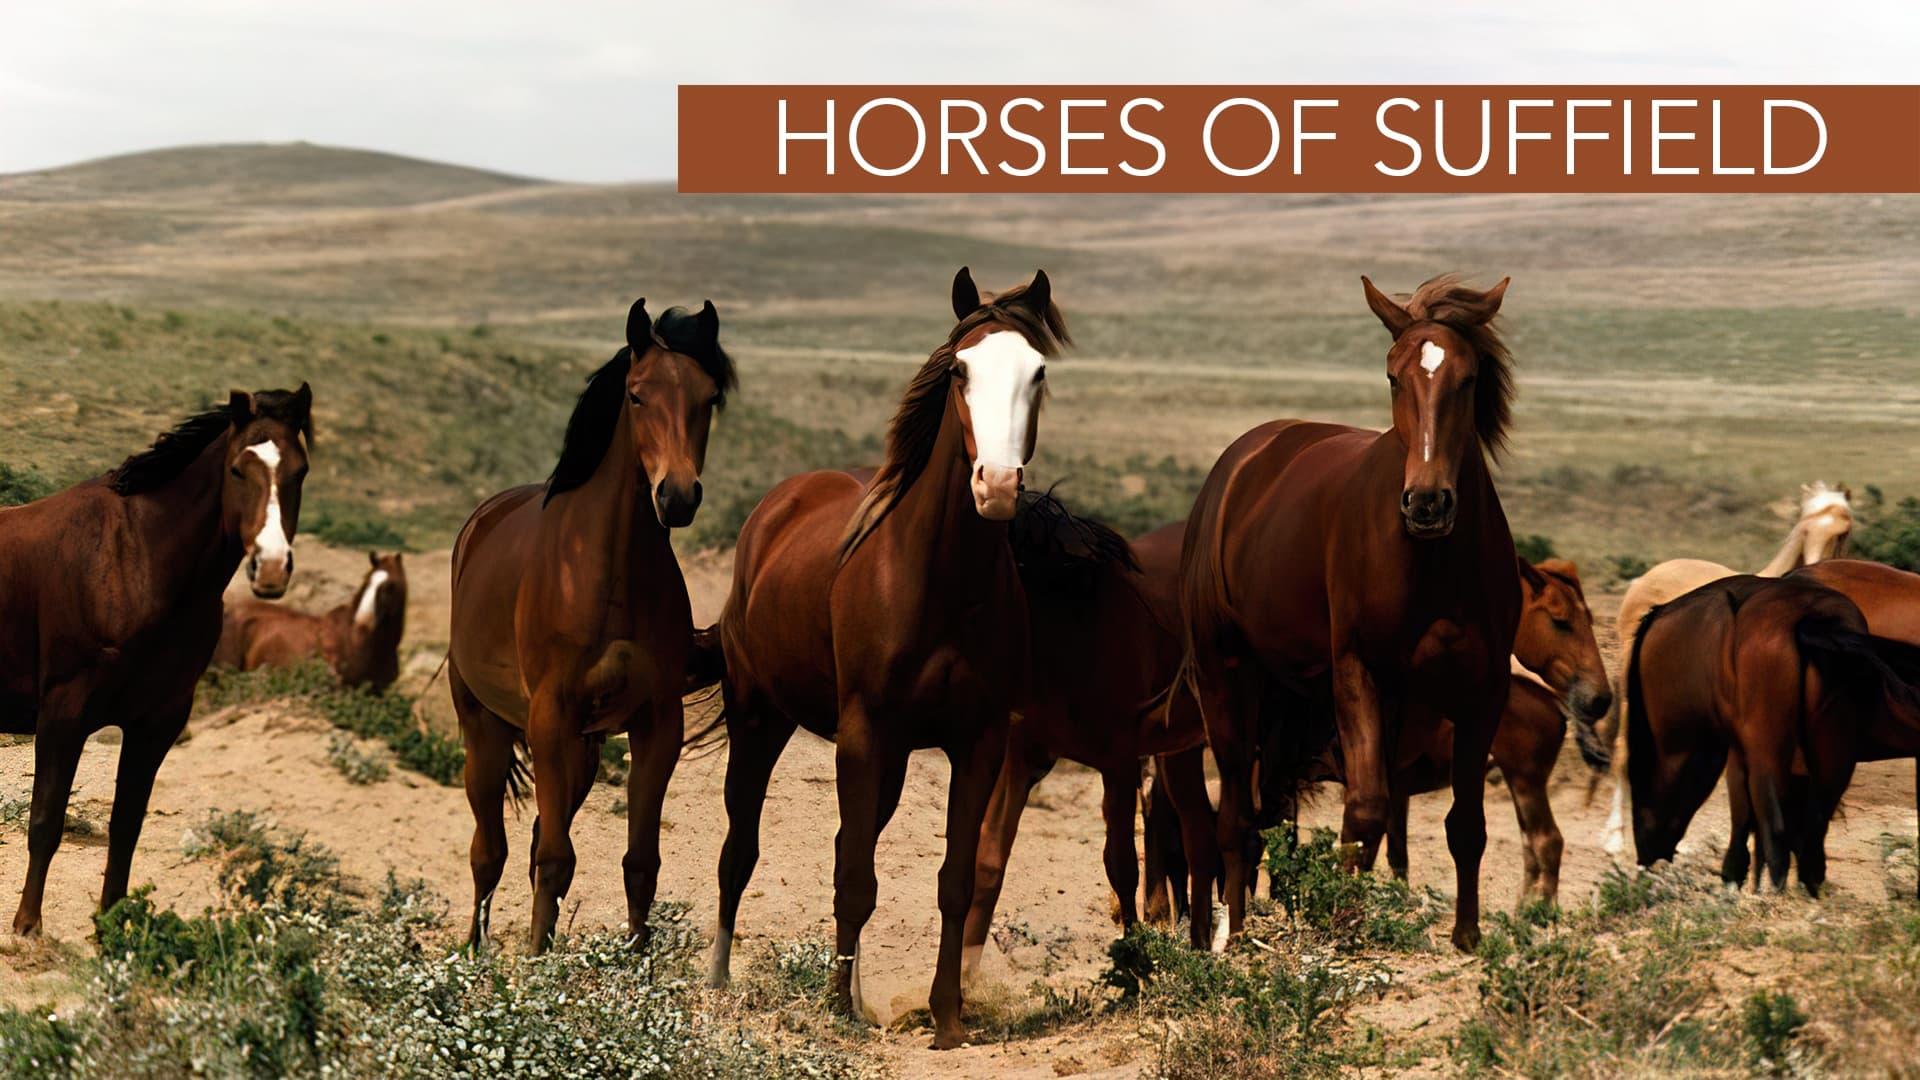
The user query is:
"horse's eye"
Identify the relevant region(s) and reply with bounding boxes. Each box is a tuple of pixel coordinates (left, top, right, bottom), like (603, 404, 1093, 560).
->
(1032, 367, 1046, 385)
(628, 391, 647, 407)
(1386, 375, 1399, 390)
(230, 466, 243, 479)
(707, 394, 723, 408)
(1552, 617, 1573, 632)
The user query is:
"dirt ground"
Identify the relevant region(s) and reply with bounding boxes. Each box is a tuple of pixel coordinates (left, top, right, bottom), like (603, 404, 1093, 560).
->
(1, 543, 1915, 1077)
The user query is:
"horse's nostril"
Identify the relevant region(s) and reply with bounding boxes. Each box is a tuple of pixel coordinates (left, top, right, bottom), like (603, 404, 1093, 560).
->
(1401, 490, 1415, 512)
(1439, 489, 1456, 515)
(689, 482, 703, 509)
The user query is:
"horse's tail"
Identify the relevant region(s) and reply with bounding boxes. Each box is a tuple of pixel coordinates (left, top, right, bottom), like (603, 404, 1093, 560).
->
(506, 736, 533, 809)
(1793, 615, 1920, 742)
(420, 650, 451, 697)
(682, 622, 731, 753)
(1622, 598, 1665, 814)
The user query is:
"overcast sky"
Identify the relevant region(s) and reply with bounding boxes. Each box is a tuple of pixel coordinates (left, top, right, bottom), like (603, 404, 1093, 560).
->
(4, 1, 1915, 182)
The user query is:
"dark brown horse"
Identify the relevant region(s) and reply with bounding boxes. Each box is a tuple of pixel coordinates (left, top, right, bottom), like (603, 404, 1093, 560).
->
(215, 551, 408, 691)
(1627, 574, 1920, 893)
(705, 268, 1066, 1048)
(961, 501, 1216, 977)
(0, 386, 313, 935)
(447, 299, 733, 951)
(1178, 274, 1520, 950)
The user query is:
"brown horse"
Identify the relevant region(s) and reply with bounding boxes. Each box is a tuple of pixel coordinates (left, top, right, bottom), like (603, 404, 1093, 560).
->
(215, 551, 408, 691)
(0, 386, 313, 935)
(1627, 575, 1920, 893)
(1178, 274, 1520, 951)
(961, 500, 1216, 978)
(705, 268, 1067, 1048)
(447, 298, 733, 951)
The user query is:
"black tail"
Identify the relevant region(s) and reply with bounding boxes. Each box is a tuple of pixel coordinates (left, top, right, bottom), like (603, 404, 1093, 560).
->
(1623, 598, 1668, 821)
(1794, 616, 1920, 738)
(682, 622, 730, 752)
(506, 736, 533, 809)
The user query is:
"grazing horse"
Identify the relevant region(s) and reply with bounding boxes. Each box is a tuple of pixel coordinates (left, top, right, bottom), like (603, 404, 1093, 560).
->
(215, 552, 408, 691)
(961, 501, 1216, 977)
(706, 268, 1067, 1048)
(1598, 481, 1853, 855)
(0, 386, 313, 935)
(1627, 574, 1920, 893)
(447, 298, 733, 952)
(1179, 274, 1520, 951)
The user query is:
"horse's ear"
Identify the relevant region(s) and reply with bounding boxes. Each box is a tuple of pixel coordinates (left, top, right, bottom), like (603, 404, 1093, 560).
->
(369, 550, 380, 567)
(1019, 269, 1053, 317)
(228, 390, 256, 426)
(1516, 556, 1547, 595)
(1537, 557, 1580, 585)
(696, 299, 719, 346)
(951, 266, 983, 321)
(1477, 277, 1511, 321)
(625, 298, 651, 354)
(292, 381, 313, 418)
(1361, 276, 1412, 337)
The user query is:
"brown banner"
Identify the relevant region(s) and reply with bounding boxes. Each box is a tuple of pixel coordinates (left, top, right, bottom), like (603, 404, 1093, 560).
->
(678, 86, 1919, 193)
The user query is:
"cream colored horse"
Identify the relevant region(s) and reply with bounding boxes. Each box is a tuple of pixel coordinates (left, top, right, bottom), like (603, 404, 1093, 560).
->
(1597, 481, 1854, 855)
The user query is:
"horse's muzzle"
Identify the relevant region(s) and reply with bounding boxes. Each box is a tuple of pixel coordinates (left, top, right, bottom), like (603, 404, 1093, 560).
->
(972, 464, 1023, 520)
(654, 479, 703, 529)
(1400, 487, 1456, 538)
(247, 550, 293, 599)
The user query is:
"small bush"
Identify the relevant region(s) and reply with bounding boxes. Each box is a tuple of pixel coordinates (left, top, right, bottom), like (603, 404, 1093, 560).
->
(1263, 825, 1438, 951)
(1513, 533, 1557, 563)
(326, 733, 389, 785)
(0, 462, 56, 507)
(599, 735, 630, 786)
(1741, 990, 1806, 1071)
(198, 662, 463, 786)
(302, 509, 409, 551)
(1606, 553, 1653, 584)
(1852, 489, 1920, 571)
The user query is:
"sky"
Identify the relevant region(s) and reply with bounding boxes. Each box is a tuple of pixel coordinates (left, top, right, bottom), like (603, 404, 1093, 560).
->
(3, 1, 1916, 182)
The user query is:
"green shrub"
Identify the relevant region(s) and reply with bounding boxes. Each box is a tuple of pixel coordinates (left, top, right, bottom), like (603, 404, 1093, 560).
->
(1606, 553, 1653, 584)
(1263, 825, 1438, 951)
(0, 462, 56, 507)
(326, 733, 389, 785)
(1741, 990, 1806, 1071)
(197, 662, 464, 786)
(1852, 488, 1920, 571)
(302, 509, 409, 551)
(1513, 533, 1557, 563)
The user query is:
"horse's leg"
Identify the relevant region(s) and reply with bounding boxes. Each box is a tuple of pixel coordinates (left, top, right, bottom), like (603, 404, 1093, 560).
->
(1385, 787, 1412, 882)
(829, 707, 909, 1027)
(1193, 662, 1258, 945)
(929, 715, 1008, 1050)
(1158, 745, 1216, 948)
(1507, 765, 1562, 907)
(1721, 756, 1754, 891)
(1795, 691, 1855, 900)
(1741, 740, 1795, 892)
(1139, 759, 1173, 925)
(1332, 655, 1393, 871)
(13, 688, 89, 937)
(452, 665, 516, 949)
(710, 709, 796, 986)
(525, 685, 595, 952)
(962, 732, 1049, 984)
(99, 694, 193, 913)
(1155, 751, 1196, 924)
(1600, 673, 1631, 855)
(1100, 765, 1142, 931)
(1443, 685, 1504, 953)
(622, 695, 684, 951)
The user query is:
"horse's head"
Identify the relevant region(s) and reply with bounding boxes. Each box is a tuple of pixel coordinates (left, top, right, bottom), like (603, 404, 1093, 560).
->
(223, 383, 313, 599)
(948, 267, 1062, 520)
(1514, 557, 1612, 765)
(1795, 481, 1853, 564)
(1361, 275, 1512, 539)
(622, 298, 734, 529)
(354, 551, 407, 632)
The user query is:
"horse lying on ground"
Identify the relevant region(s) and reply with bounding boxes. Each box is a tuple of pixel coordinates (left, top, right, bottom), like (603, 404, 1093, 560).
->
(1627, 574, 1920, 894)
(447, 298, 733, 952)
(702, 268, 1068, 1048)
(1598, 482, 1854, 854)
(0, 386, 313, 935)
(215, 551, 408, 691)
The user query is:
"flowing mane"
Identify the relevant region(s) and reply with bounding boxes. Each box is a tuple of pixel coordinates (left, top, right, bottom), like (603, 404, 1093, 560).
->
(838, 281, 1071, 561)
(1404, 274, 1516, 457)
(109, 388, 313, 496)
(1008, 488, 1138, 600)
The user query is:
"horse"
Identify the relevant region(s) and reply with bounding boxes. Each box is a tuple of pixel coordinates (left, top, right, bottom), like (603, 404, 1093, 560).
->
(1598, 481, 1853, 855)
(960, 500, 1216, 978)
(1627, 574, 1920, 893)
(1144, 556, 1611, 916)
(214, 551, 408, 691)
(1713, 559, 1920, 894)
(1178, 274, 1520, 952)
(446, 298, 733, 952)
(0, 386, 313, 935)
(703, 268, 1067, 1049)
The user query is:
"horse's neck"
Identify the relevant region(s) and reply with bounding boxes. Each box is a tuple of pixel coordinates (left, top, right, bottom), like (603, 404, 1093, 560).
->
(1755, 520, 1810, 577)
(549, 412, 672, 592)
(875, 396, 1006, 592)
(327, 592, 403, 677)
(124, 434, 241, 599)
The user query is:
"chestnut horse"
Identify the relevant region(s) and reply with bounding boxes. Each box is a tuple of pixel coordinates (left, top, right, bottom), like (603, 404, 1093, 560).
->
(215, 551, 407, 690)
(1179, 274, 1520, 951)
(961, 500, 1216, 977)
(0, 386, 313, 935)
(447, 298, 733, 951)
(706, 268, 1066, 1048)
(1627, 575, 1920, 893)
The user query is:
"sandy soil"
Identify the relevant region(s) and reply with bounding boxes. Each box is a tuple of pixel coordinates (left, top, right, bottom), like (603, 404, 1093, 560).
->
(0, 545, 1914, 1077)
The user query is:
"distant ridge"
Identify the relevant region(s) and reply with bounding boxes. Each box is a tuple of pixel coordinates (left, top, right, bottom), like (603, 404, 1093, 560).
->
(0, 142, 543, 209)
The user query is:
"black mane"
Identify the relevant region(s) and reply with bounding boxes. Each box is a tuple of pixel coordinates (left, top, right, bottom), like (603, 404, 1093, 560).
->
(653, 305, 738, 406)
(543, 349, 632, 505)
(109, 388, 312, 496)
(1008, 488, 1137, 600)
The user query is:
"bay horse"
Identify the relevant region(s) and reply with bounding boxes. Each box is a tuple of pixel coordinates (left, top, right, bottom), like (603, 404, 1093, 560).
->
(1178, 274, 1520, 951)
(705, 268, 1067, 1048)
(214, 551, 408, 691)
(0, 386, 313, 935)
(961, 501, 1217, 977)
(447, 298, 733, 952)
(1628, 574, 1920, 893)
(1598, 481, 1853, 855)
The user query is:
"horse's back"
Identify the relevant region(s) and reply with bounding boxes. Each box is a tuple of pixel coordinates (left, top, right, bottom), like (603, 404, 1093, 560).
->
(449, 483, 544, 725)
(1795, 559, 1920, 644)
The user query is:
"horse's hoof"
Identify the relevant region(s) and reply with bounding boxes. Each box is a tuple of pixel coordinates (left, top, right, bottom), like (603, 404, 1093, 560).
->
(1451, 924, 1482, 953)
(931, 1023, 969, 1050)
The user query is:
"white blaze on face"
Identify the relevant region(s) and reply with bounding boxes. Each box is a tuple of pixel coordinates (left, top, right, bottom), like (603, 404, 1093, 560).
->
(955, 331, 1046, 470)
(1419, 340, 1446, 377)
(244, 440, 291, 568)
(354, 569, 390, 629)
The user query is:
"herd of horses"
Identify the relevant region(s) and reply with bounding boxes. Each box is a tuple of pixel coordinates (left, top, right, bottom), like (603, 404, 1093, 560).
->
(2, 269, 1917, 1050)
